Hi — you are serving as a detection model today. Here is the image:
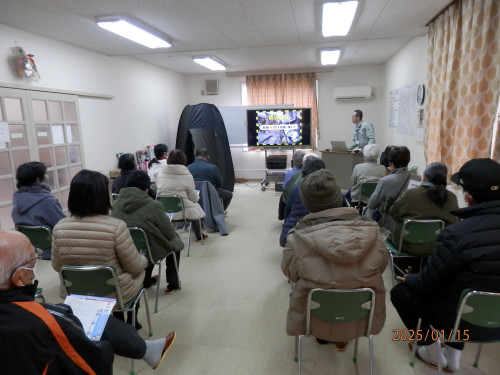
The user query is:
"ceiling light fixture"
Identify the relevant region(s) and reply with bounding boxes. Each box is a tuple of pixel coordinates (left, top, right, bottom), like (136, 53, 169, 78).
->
(193, 57, 227, 71)
(96, 16, 171, 49)
(321, 49, 341, 65)
(322, 1, 358, 37)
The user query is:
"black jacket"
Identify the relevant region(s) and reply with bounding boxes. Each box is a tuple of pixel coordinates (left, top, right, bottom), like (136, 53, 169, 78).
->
(405, 199, 500, 334)
(0, 283, 113, 374)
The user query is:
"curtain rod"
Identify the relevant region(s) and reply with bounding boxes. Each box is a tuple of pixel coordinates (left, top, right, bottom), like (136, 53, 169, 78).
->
(426, 0, 457, 26)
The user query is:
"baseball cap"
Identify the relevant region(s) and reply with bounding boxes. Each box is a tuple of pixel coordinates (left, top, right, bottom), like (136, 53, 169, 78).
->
(451, 158, 500, 200)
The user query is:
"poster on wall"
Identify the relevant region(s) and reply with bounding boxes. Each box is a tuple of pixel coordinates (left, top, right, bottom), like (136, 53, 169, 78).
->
(416, 108, 425, 142)
(388, 89, 399, 131)
(397, 81, 418, 136)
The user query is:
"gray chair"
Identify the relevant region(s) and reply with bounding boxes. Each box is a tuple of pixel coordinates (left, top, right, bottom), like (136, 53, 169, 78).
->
(128, 226, 180, 313)
(295, 288, 377, 375)
(409, 290, 500, 373)
(59, 264, 152, 375)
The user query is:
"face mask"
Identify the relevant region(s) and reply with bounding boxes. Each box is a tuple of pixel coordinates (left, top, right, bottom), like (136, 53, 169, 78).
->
(19, 263, 37, 286)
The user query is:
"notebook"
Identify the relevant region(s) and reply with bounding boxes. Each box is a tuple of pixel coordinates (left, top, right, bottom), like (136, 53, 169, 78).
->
(330, 141, 348, 152)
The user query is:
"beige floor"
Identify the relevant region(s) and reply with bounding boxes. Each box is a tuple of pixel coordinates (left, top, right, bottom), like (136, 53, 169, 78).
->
(37, 181, 500, 375)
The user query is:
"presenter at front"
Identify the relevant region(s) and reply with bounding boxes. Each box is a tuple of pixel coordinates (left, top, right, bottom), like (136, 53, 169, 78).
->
(347, 109, 375, 151)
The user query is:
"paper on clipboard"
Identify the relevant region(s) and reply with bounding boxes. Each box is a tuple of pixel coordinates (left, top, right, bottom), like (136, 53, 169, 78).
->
(64, 294, 116, 341)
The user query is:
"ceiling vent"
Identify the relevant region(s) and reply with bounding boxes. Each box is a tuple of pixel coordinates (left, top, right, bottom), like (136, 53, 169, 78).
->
(204, 79, 219, 95)
(334, 86, 372, 100)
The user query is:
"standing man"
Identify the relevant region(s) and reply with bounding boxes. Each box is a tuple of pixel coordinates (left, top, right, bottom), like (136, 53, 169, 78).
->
(187, 148, 233, 211)
(347, 109, 375, 151)
(391, 158, 500, 372)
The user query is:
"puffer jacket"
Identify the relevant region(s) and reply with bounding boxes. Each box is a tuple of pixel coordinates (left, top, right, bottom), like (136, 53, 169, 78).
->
(111, 187, 184, 262)
(405, 199, 500, 331)
(281, 207, 388, 342)
(280, 185, 309, 247)
(52, 215, 147, 303)
(156, 164, 205, 220)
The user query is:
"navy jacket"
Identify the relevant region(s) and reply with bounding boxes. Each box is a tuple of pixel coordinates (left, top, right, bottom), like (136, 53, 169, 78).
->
(280, 185, 309, 247)
(187, 158, 223, 188)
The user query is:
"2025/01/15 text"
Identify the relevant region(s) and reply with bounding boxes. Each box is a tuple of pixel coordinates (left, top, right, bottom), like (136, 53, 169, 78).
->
(392, 329, 469, 342)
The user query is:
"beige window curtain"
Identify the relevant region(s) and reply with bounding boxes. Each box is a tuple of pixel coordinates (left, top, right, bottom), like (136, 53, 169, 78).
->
(425, 0, 500, 175)
(246, 73, 319, 149)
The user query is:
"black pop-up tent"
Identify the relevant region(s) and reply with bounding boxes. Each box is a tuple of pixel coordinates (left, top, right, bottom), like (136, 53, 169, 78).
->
(176, 103, 235, 192)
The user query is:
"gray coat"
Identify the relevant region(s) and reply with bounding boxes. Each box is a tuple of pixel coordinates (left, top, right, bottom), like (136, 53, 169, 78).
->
(349, 162, 387, 202)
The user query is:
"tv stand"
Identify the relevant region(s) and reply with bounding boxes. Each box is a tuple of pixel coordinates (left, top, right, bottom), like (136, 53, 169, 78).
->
(261, 148, 295, 191)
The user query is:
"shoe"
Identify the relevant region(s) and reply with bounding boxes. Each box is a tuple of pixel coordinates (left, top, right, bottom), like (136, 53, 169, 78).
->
(334, 342, 348, 351)
(443, 345, 461, 372)
(165, 287, 178, 295)
(417, 342, 447, 369)
(153, 331, 176, 370)
(315, 338, 331, 345)
(195, 234, 208, 243)
(144, 275, 158, 289)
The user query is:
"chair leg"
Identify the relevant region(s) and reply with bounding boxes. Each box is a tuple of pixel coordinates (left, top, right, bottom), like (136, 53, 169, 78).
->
(172, 252, 181, 289)
(473, 343, 483, 368)
(143, 291, 152, 337)
(369, 335, 374, 375)
(390, 253, 396, 287)
(410, 318, 422, 366)
(436, 332, 443, 374)
(155, 262, 162, 313)
(199, 219, 204, 244)
(187, 222, 192, 257)
(297, 335, 303, 375)
(353, 337, 359, 362)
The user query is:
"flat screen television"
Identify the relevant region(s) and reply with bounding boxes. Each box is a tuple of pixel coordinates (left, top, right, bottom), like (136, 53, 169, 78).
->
(246, 108, 311, 148)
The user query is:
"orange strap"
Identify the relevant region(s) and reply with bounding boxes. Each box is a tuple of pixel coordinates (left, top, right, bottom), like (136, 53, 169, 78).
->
(12, 301, 96, 375)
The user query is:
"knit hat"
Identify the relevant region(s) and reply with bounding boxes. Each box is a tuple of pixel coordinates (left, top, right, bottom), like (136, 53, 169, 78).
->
(125, 170, 151, 191)
(451, 158, 500, 201)
(299, 169, 343, 213)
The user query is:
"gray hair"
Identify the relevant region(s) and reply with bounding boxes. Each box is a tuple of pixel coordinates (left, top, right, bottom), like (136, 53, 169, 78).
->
(292, 150, 306, 169)
(363, 144, 381, 162)
(0, 230, 31, 289)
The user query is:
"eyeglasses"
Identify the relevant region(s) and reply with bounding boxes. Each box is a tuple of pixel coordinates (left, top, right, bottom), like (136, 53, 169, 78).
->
(9, 254, 40, 280)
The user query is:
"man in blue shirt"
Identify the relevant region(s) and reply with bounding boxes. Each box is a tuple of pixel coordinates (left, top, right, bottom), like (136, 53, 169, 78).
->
(187, 148, 233, 210)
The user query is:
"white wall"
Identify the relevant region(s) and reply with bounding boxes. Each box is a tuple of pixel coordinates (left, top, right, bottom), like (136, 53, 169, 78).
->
(0, 24, 186, 174)
(383, 36, 428, 172)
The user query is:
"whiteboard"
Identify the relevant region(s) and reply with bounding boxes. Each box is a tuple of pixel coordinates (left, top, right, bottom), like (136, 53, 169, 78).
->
(218, 105, 294, 145)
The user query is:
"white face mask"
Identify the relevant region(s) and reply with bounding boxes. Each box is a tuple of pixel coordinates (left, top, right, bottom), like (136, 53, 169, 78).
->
(20, 263, 37, 285)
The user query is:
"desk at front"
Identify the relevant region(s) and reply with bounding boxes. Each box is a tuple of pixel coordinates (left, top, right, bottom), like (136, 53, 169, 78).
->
(320, 151, 364, 190)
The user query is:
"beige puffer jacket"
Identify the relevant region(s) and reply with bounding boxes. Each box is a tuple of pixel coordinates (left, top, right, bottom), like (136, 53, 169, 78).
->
(52, 215, 147, 304)
(281, 207, 388, 342)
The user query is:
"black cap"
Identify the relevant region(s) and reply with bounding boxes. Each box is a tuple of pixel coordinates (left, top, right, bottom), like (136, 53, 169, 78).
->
(451, 158, 500, 200)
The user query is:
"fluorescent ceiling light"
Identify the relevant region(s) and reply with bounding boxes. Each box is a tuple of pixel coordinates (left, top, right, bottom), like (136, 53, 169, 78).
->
(97, 17, 171, 49)
(322, 1, 358, 37)
(193, 57, 226, 71)
(321, 49, 340, 65)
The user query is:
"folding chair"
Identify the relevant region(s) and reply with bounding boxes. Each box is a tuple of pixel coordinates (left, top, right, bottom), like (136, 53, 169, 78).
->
(128, 226, 181, 313)
(409, 290, 500, 373)
(295, 288, 376, 375)
(16, 225, 52, 301)
(354, 181, 378, 214)
(386, 219, 444, 285)
(156, 194, 203, 257)
(59, 265, 152, 375)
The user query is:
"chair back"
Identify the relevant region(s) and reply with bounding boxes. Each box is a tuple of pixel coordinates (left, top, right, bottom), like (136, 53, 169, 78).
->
(306, 288, 376, 338)
(453, 290, 500, 336)
(16, 225, 52, 249)
(59, 265, 125, 309)
(156, 194, 185, 219)
(396, 219, 445, 253)
(112, 193, 119, 201)
(128, 226, 153, 263)
(358, 181, 378, 202)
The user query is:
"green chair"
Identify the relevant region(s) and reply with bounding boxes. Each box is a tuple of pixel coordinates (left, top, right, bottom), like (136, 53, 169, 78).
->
(409, 290, 500, 373)
(156, 194, 203, 257)
(128, 226, 181, 313)
(16, 225, 52, 302)
(59, 265, 152, 375)
(386, 219, 444, 285)
(354, 181, 378, 214)
(295, 288, 377, 375)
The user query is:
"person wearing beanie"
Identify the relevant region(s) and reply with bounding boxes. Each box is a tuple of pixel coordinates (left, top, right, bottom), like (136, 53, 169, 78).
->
(281, 169, 388, 350)
(111, 170, 184, 295)
(391, 158, 500, 372)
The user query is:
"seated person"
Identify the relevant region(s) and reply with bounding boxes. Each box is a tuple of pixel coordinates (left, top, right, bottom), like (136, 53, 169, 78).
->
(279, 156, 325, 247)
(148, 143, 168, 184)
(389, 162, 459, 256)
(187, 148, 233, 211)
(391, 158, 500, 372)
(346, 144, 387, 206)
(281, 169, 387, 350)
(0, 229, 175, 374)
(157, 149, 207, 242)
(278, 150, 306, 220)
(112, 170, 184, 295)
(52, 170, 148, 329)
(112, 153, 137, 194)
(365, 146, 415, 231)
(11, 161, 65, 259)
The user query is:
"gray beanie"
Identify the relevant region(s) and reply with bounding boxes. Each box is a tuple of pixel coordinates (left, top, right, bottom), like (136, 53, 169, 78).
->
(299, 169, 343, 213)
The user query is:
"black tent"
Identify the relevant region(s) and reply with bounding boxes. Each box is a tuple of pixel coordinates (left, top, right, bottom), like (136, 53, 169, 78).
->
(176, 103, 235, 192)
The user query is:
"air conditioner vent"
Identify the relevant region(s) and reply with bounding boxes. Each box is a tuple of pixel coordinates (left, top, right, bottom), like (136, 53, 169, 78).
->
(205, 79, 219, 95)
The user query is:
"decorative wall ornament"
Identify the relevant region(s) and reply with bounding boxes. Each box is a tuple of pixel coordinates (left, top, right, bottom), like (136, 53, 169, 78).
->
(12, 46, 41, 81)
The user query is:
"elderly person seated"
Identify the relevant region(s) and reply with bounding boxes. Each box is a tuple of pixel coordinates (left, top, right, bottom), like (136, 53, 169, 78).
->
(346, 144, 387, 207)
(278, 150, 306, 220)
(281, 169, 388, 351)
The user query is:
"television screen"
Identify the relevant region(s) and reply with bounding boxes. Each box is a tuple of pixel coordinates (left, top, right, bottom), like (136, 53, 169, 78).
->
(246, 108, 311, 147)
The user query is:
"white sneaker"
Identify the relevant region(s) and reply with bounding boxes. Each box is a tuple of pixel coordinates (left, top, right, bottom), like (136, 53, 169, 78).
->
(443, 345, 461, 372)
(417, 342, 448, 369)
